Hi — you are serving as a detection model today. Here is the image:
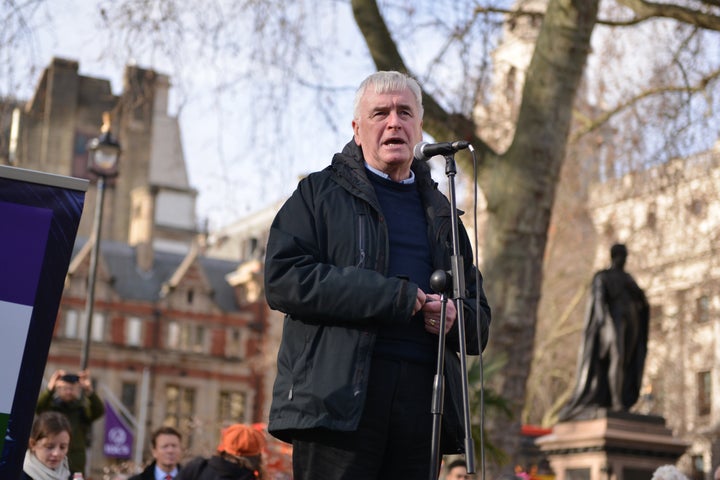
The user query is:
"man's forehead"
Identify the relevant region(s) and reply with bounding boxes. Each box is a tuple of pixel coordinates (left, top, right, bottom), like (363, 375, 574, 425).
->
(362, 89, 417, 108)
(155, 434, 180, 444)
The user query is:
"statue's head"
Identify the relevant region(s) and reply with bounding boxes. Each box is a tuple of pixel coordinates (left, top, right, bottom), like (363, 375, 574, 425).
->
(610, 243, 627, 258)
(610, 243, 628, 268)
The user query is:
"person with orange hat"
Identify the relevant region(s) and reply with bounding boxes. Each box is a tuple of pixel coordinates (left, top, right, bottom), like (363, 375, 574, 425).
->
(175, 424, 266, 480)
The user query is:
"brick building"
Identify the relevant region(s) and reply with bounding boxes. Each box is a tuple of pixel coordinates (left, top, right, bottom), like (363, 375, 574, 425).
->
(2, 58, 275, 477)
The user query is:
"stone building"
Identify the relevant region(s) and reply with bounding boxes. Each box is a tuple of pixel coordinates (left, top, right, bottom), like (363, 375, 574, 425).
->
(589, 144, 720, 478)
(7, 57, 198, 252)
(2, 58, 275, 477)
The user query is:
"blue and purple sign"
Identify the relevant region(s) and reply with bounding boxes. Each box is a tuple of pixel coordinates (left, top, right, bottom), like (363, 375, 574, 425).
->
(0, 166, 87, 480)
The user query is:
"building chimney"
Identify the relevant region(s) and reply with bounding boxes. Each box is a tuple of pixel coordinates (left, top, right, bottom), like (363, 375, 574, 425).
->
(128, 185, 157, 271)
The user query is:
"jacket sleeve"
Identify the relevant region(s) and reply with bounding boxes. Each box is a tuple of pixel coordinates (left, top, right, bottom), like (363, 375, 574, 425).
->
(264, 176, 416, 325)
(36, 389, 54, 413)
(85, 391, 105, 422)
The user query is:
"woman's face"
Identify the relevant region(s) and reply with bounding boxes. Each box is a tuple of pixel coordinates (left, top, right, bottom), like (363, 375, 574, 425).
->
(30, 431, 70, 470)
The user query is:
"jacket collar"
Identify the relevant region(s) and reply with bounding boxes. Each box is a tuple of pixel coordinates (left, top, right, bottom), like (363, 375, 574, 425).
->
(330, 139, 451, 218)
(333, 140, 436, 188)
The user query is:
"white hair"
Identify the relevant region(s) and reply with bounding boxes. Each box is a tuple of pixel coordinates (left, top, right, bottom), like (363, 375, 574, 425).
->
(651, 465, 689, 480)
(353, 71, 424, 120)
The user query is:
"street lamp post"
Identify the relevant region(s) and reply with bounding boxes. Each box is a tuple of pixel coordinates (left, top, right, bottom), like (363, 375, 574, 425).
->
(80, 112, 120, 371)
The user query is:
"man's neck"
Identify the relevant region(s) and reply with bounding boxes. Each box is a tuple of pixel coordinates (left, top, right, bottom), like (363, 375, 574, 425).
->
(158, 463, 175, 473)
(365, 162, 414, 184)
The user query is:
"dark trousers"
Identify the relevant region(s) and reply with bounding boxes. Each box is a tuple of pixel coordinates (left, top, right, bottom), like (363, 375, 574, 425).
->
(292, 356, 438, 480)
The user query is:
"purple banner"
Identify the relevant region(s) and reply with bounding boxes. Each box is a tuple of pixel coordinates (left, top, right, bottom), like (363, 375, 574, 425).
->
(103, 401, 133, 458)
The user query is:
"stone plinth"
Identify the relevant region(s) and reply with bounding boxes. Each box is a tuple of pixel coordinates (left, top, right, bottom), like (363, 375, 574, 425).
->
(536, 410, 688, 480)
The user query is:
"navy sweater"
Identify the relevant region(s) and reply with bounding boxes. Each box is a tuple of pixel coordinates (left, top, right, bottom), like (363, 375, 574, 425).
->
(367, 172, 436, 364)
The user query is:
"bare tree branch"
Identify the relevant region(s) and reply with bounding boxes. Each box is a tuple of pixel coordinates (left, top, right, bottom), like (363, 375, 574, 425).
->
(617, 0, 720, 30)
(571, 67, 720, 143)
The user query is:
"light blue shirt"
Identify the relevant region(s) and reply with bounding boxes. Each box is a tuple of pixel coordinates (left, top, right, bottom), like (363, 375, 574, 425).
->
(154, 465, 178, 480)
(364, 162, 415, 184)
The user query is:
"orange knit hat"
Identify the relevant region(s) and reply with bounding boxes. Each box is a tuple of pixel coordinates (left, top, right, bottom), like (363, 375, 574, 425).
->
(217, 424, 266, 457)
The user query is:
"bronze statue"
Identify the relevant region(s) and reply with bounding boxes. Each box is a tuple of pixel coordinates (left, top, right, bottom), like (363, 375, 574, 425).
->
(558, 244, 650, 421)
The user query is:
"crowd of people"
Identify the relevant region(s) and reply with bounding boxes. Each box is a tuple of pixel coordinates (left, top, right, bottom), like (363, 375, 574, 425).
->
(21, 377, 719, 480)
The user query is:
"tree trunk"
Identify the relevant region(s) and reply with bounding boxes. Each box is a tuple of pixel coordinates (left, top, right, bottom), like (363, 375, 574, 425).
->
(481, 0, 599, 472)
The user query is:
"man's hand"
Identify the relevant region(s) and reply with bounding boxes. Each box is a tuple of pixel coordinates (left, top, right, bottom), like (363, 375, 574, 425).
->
(412, 288, 427, 316)
(422, 294, 456, 334)
(79, 370, 94, 395)
(48, 369, 66, 391)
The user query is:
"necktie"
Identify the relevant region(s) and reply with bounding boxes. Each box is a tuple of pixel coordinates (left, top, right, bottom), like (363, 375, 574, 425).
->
(165, 475, 172, 480)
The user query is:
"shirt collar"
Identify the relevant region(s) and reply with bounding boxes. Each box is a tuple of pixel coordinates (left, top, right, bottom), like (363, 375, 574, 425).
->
(155, 464, 178, 480)
(364, 162, 415, 184)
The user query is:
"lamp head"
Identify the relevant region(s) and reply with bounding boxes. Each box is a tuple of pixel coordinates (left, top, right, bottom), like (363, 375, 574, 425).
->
(87, 112, 121, 177)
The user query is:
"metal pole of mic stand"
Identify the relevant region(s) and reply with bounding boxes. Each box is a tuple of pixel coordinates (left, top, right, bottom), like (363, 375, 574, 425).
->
(429, 283, 449, 479)
(428, 153, 475, 480)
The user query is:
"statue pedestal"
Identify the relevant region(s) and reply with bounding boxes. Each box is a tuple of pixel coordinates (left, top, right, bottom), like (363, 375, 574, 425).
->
(536, 410, 688, 480)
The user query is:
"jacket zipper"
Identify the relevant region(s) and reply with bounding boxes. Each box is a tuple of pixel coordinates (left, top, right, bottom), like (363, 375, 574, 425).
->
(356, 213, 366, 268)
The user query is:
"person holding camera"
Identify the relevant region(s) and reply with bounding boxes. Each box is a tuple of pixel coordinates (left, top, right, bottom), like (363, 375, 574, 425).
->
(36, 369, 105, 476)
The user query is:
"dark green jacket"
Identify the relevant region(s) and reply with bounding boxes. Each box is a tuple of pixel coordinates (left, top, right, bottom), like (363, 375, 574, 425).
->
(264, 140, 491, 453)
(36, 389, 105, 474)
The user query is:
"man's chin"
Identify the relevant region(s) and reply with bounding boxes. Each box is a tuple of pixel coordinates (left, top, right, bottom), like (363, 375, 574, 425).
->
(381, 152, 412, 165)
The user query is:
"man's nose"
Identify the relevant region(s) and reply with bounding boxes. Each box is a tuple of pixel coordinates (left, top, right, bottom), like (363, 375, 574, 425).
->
(387, 110, 402, 126)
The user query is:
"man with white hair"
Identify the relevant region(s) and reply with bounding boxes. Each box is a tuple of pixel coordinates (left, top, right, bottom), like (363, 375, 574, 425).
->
(264, 71, 492, 479)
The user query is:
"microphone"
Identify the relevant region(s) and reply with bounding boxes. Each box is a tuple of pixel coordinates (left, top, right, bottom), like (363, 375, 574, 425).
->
(413, 140, 470, 161)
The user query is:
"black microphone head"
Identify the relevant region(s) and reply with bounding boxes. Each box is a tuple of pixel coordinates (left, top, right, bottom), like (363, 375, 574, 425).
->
(413, 141, 430, 161)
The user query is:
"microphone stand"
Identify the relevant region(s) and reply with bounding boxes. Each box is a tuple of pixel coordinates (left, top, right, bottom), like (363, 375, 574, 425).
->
(428, 153, 475, 480)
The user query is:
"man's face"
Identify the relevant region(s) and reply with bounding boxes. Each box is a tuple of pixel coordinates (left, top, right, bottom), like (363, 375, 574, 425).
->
(54, 380, 80, 402)
(447, 465, 468, 480)
(152, 433, 182, 472)
(352, 87, 423, 180)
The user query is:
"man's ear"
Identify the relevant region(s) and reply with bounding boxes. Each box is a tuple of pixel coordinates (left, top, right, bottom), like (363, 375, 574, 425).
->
(352, 120, 360, 145)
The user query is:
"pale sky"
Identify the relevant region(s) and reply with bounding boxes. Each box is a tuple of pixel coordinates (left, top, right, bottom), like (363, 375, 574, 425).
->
(8, 0, 375, 229)
(5, 1, 501, 232)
